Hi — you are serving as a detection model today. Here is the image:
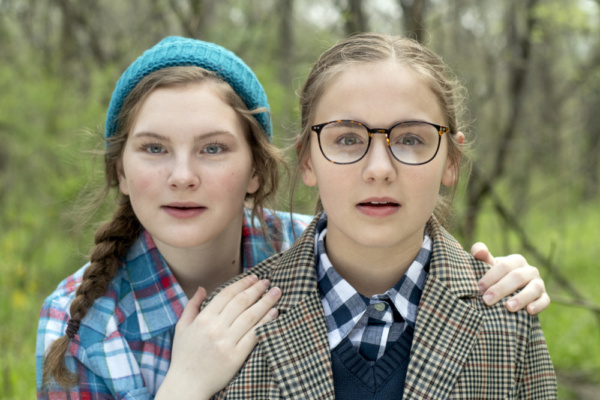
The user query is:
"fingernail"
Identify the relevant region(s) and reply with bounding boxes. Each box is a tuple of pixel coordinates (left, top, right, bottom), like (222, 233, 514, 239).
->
(268, 308, 279, 318)
(507, 299, 518, 311)
(528, 305, 536, 314)
(477, 281, 486, 294)
(268, 287, 281, 298)
(248, 274, 258, 282)
(483, 293, 494, 305)
(261, 279, 271, 288)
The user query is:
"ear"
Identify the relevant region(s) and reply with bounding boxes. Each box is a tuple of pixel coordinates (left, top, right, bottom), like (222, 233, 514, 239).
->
(116, 159, 130, 195)
(301, 150, 318, 187)
(246, 169, 260, 195)
(441, 131, 465, 187)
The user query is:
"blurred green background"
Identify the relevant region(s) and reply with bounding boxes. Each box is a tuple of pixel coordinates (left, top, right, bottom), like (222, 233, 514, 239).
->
(1, 0, 599, 398)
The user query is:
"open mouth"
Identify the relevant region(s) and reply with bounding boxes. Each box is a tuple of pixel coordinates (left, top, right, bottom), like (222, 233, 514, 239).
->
(358, 201, 399, 207)
(356, 200, 400, 217)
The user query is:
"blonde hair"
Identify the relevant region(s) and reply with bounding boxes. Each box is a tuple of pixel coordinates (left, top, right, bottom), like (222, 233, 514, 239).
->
(42, 66, 283, 388)
(291, 33, 470, 225)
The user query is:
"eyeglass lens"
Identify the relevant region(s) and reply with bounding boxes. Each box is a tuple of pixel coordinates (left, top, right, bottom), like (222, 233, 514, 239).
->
(318, 121, 441, 164)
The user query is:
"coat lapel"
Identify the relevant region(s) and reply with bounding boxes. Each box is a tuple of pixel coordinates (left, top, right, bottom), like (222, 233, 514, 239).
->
(256, 289, 335, 399)
(403, 218, 485, 399)
(255, 215, 335, 399)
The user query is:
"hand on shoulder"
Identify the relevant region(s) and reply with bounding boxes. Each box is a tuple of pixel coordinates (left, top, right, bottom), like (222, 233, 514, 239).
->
(156, 274, 281, 399)
(471, 242, 549, 315)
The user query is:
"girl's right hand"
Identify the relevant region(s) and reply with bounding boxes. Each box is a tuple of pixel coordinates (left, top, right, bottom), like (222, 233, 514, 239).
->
(155, 274, 281, 400)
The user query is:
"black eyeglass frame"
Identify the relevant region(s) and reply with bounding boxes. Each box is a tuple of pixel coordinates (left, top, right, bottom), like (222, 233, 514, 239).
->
(311, 119, 450, 165)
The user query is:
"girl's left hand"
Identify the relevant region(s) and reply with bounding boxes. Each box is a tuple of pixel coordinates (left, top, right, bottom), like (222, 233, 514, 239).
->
(471, 242, 550, 315)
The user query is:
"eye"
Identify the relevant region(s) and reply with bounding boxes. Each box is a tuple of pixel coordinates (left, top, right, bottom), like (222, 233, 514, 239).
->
(397, 134, 424, 146)
(142, 143, 166, 154)
(203, 142, 228, 154)
(336, 134, 363, 146)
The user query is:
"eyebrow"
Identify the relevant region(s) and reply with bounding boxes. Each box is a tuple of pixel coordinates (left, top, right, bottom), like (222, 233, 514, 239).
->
(131, 130, 234, 142)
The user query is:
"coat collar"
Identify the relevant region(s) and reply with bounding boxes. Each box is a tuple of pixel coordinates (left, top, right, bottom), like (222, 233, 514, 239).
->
(259, 213, 483, 308)
(253, 214, 336, 399)
(403, 217, 485, 399)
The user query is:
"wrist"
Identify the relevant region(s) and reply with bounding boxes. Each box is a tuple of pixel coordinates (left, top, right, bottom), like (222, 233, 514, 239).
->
(157, 372, 211, 400)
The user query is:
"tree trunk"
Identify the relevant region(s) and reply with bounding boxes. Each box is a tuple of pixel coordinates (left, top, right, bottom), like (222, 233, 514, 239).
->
(398, 0, 427, 43)
(339, 0, 367, 36)
(277, 0, 295, 138)
(463, 0, 539, 243)
(169, 0, 216, 38)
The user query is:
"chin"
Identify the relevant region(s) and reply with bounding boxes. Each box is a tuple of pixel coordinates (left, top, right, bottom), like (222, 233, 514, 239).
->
(152, 232, 208, 250)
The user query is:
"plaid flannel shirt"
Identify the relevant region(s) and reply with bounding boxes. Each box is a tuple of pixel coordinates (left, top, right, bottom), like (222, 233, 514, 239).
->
(314, 213, 429, 360)
(36, 208, 311, 400)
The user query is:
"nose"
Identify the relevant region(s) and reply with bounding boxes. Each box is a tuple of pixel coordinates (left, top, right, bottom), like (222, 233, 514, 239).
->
(168, 155, 200, 190)
(362, 133, 397, 182)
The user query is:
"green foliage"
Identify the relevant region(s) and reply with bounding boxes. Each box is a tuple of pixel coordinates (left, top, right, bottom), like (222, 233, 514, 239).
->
(0, 47, 115, 400)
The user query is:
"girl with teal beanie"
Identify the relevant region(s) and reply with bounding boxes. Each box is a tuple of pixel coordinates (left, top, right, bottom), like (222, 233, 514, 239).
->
(36, 36, 551, 399)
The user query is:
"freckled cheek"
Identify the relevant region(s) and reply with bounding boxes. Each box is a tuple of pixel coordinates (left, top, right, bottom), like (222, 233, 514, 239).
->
(126, 168, 167, 193)
(207, 169, 254, 198)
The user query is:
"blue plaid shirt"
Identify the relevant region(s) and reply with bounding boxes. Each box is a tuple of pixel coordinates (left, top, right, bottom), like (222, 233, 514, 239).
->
(36, 208, 311, 400)
(315, 213, 430, 361)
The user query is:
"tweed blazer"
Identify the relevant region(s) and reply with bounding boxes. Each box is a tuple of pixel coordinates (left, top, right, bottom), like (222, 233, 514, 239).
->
(211, 215, 557, 399)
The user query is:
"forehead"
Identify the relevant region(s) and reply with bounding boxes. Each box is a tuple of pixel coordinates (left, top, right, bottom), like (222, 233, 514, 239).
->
(140, 82, 227, 111)
(135, 83, 232, 120)
(314, 60, 444, 126)
(130, 82, 246, 139)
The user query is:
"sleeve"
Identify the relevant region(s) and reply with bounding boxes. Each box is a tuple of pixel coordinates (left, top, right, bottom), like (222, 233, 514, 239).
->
(514, 315, 558, 399)
(36, 294, 152, 400)
(279, 211, 313, 251)
(36, 293, 110, 399)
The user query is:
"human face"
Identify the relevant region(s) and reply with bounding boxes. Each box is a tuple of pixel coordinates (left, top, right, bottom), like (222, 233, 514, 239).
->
(118, 82, 259, 251)
(302, 60, 461, 256)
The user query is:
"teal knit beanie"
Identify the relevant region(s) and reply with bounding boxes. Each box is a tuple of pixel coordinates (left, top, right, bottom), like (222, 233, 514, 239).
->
(105, 36, 272, 141)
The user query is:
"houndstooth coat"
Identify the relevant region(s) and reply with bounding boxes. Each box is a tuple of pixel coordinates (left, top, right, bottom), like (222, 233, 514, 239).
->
(210, 214, 557, 399)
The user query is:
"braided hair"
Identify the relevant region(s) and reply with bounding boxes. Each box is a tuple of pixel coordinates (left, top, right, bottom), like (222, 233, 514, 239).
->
(41, 66, 283, 388)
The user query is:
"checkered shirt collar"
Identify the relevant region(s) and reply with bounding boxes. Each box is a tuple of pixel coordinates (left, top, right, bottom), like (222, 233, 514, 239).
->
(125, 230, 188, 339)
(127, 215, 262, 339)
(314, 212, 430, 349)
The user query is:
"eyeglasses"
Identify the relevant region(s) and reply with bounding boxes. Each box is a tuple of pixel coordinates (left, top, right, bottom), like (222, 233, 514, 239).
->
(311, 120, 449, 165)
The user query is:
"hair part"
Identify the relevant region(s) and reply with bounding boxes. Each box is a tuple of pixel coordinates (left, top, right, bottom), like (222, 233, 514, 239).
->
(290, 33, 471, 226)
(42, 66, 283, 389)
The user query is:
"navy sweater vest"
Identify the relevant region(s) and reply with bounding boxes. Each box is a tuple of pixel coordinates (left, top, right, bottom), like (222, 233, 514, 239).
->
(331, 325, 413, 400)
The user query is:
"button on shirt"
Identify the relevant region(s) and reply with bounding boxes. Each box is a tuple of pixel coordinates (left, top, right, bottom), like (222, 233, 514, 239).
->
(315, 213, 430, 361)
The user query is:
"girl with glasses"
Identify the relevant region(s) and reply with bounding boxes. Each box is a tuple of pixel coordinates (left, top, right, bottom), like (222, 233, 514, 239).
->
(212, 33, 556, 399)
(38, 36, 552, 399)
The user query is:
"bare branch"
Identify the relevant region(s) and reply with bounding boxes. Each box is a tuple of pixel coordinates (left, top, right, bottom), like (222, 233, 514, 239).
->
(552, 296, 600, 314)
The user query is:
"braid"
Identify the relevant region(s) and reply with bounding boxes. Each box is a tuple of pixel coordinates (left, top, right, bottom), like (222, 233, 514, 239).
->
(41, 199, 141, 389)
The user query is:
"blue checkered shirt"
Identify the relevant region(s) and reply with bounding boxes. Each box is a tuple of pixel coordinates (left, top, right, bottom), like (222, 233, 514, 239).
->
(315, 213, 430, 361)
(36, 208, 312, 399)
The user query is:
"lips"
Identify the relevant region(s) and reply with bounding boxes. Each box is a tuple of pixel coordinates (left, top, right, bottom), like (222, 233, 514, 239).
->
(358, 197, 400, 207)
(358, 201, 399, 207)
(356, 198, 400, 217)
(162, 202, 206, 218)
